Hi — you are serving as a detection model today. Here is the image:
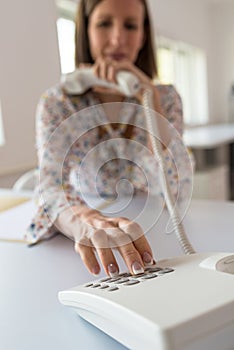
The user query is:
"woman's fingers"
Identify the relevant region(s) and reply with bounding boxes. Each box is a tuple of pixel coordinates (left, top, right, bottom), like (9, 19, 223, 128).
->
(98, 61, 108, 81)
(73, 213, 154, 276)
(75, 229, 120, 277)
(93, 58, 118, 83)
(75, 240, 101, 276)
(90, 226, 147, 276)
(104, 223, 144, 274)
(118, 218, 154, 266)
(117, 241, 145, 275)
(132, 236, 154, 266)
(91, 229, 119, 276)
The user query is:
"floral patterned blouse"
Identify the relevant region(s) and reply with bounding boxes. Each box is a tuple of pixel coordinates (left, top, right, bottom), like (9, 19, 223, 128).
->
(25, 84, 193, 243)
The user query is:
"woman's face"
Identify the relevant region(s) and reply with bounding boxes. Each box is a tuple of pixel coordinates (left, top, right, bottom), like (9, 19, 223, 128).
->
(88, 0, 145, 63)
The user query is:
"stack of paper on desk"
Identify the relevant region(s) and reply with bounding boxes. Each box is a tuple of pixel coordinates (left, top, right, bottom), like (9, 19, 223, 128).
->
(0, 195, 30, 213)
(0, 200, 36, 243)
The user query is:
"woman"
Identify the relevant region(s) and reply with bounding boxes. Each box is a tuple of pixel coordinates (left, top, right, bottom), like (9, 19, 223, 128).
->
(26, 0, 192, 277)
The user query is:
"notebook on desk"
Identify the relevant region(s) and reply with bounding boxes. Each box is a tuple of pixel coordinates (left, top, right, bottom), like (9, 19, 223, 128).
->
(0, 198, 36, 243)
(0, 195, 30, 213)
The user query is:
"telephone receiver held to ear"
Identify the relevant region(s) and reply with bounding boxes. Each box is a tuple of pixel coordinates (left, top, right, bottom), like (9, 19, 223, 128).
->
(61, 68, 141, 97)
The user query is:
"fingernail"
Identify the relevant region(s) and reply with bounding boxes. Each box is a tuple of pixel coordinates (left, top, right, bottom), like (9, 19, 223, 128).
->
(132, 261, 144, 275)
(107, 263, 119, 277)
(142, 252, 153, 266)
(91, 266, 100, 276)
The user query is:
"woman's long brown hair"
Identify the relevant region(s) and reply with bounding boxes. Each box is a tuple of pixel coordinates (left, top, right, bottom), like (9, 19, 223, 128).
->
(74, 0, 158, 79)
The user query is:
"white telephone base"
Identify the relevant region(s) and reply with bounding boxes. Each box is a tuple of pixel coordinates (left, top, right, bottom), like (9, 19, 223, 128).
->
(58, 252, 234, 350)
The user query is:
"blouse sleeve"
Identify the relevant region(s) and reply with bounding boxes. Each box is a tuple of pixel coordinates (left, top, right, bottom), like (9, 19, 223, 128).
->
(25, 88, 85, 243)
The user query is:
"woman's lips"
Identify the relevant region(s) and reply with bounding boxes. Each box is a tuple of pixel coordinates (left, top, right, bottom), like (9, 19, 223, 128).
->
(107, 54, 127, 61)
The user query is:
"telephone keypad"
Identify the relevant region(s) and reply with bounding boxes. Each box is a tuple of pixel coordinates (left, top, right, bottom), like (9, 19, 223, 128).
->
(123, 280, 140, 286)
(108, 277, 122, 283)
(115, 278, 130, 284)
(145, 266, 163, 273)
(118, 272, 132, 278)
(132, 273, 145, 278)
(108, 286, 119, 292)
(99, 277, 112, 283)
(99, 284, 109, 290)
(157, 268, 174, 274)
(141, 273, 158, 280)
(84, 266, 174, 292)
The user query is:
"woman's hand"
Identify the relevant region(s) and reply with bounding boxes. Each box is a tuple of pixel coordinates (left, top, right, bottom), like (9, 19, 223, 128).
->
(89, 58, 171, 147)
(92, 57, 153, 93)
(56, 205, 154, 277)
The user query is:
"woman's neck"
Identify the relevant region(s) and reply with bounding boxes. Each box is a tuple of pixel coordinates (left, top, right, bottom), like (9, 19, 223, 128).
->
(92, 88, 126, 125)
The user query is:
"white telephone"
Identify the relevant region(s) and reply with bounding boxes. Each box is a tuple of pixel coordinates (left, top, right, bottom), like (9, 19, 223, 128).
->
(59, 252, 234, 350)
(59, 69, 234, 350)
(61, 68, 141, 97)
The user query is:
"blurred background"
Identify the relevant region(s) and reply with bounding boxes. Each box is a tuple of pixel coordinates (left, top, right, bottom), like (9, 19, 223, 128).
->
(0, 0, 234, 200)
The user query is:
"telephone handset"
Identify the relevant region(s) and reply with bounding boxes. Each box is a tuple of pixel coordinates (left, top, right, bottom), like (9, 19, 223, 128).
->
(61, 68, 141, 97)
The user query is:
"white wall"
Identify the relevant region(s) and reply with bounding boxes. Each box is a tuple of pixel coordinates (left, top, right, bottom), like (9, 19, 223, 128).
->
(148, 0, 210, 50)
(0, 0, 61, 175)
(208, 1, 234, 123)
(148, 0, 234, 124)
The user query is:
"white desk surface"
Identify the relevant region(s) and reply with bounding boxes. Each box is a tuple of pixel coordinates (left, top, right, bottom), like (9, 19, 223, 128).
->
(1, 194, 234, 350)
(183, 123, 234, 149)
